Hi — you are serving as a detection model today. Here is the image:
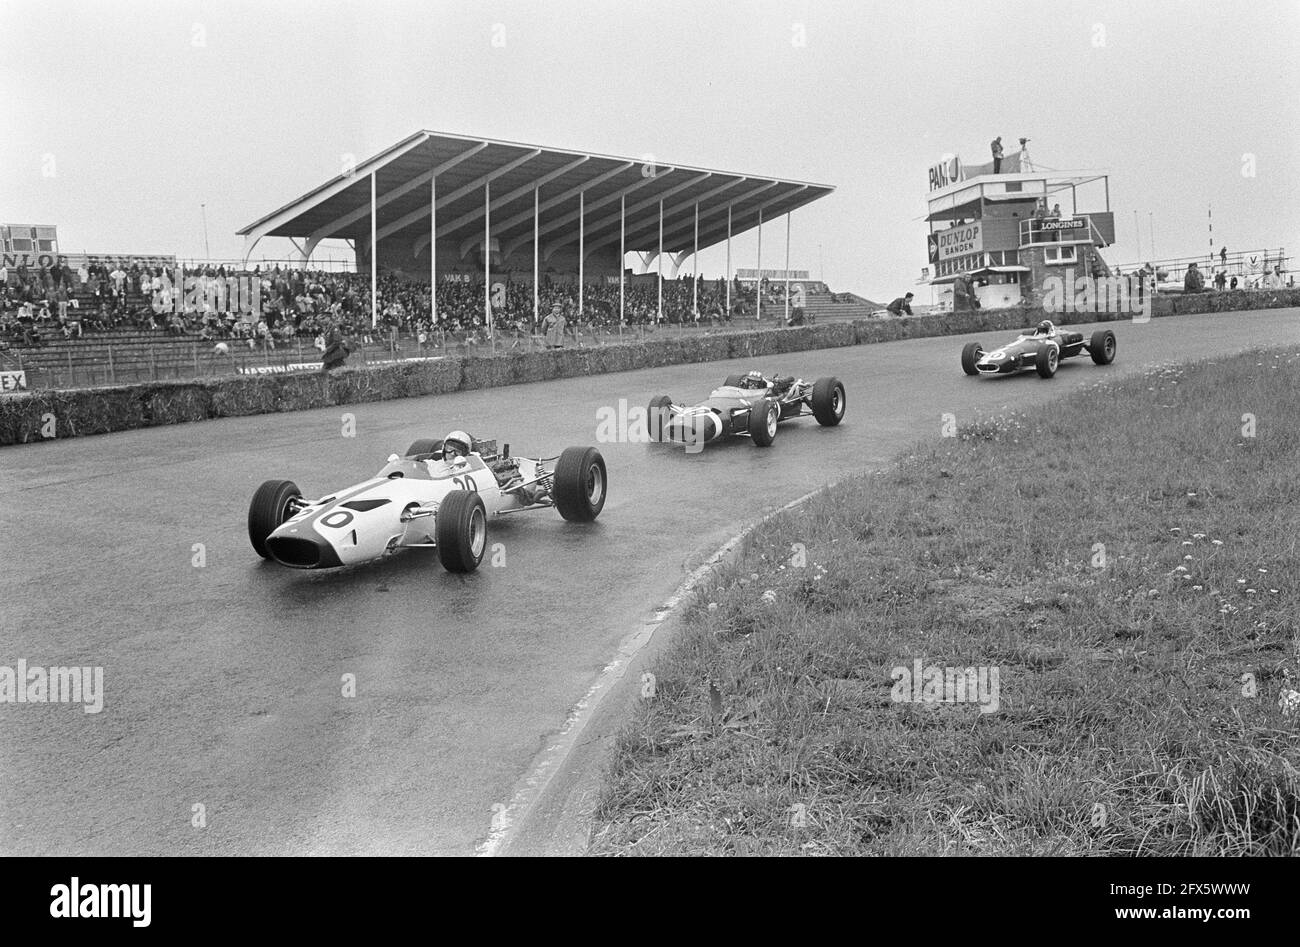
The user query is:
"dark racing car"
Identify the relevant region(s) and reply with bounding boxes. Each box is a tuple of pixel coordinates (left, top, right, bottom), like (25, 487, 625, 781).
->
(648, 369, 845, 449)
(961, 320, 1116, 379)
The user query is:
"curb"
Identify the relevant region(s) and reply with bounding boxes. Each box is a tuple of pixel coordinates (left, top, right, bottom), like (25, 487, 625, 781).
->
(478, 486, 827, 857)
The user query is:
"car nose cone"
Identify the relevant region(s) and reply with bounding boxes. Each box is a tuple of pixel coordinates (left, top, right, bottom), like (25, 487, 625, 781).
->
(266, 526, 343, 569)
(665, 412, 718, 446)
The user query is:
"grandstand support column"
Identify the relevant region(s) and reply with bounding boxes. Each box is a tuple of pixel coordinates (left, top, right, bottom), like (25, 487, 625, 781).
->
(370, 171, 378, 328)
(619, 195, 625, 324)
(533, 187, 539, 326)
(784, 212, 791, 324)
(726, 206, 732, 315)
(436, 175, 441, 323)
(484, 180, 491, 333)
(755, 209, 763, 321)
(657, 199, 664, 323)
(578, 190, 585, 316)
(693, 202, 699, 318)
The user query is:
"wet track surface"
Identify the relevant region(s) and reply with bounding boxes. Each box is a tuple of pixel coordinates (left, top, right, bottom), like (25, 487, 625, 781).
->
(1, 309, 1296, 855)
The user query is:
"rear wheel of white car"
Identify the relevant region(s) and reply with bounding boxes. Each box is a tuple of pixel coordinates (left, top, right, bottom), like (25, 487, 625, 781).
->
(1089, 330, 1117, 365)
(436, 490, 487, 573)
(811, 376, 846, 426)
(961, 342, 983, 376)
(405, 438, 443, 458)
(648, 396, 673, 443)
(1035, 344, 1059, 378)
(248, 479, 301, 559)
(554, 446, 607, 522)
(748, 400, 779, 446)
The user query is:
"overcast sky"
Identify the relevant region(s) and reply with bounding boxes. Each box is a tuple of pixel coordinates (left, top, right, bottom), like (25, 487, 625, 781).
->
(2, 0, 1297, 299)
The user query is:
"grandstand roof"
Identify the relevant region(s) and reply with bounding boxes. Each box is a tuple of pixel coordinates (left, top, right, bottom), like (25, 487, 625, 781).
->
(237, 131, 834, 262)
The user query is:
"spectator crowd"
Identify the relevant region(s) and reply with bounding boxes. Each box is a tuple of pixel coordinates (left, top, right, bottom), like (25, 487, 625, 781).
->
(2, 259, 798, 351)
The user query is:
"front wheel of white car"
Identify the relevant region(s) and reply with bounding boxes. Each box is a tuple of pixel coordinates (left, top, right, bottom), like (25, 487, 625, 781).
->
(248, 479, 302, 559)
(553, 446, 607, 522)
(436, 490, 487, 572)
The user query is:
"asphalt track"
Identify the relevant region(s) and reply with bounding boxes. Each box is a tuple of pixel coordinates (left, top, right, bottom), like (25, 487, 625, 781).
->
(1, 308, 1296, 856)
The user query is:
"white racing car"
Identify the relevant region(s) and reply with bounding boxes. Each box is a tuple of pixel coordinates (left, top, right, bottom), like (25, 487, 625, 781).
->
(248, 431, 607, 573)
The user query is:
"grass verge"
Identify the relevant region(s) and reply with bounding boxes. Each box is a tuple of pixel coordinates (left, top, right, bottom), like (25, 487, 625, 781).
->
(590, 346, 1300, 855)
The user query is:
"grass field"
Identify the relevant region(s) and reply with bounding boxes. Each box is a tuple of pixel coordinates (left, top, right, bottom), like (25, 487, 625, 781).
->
(590, 346, 1300, 856)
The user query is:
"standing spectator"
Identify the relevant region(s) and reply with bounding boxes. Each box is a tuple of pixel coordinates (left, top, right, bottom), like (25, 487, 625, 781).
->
(1213, 269, 1227, 291)
(542, 301, 566, 348)
(1230, 275, 1239, 289)
(990, 136, 1004, 174)
(1184, 262, 1205, 293)
(953, 274, 979, 312)
(321, 330, 352, 372)
(1219, 246, 1227, 266)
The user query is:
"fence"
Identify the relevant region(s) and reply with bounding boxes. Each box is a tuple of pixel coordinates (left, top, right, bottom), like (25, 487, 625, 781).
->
(6, 316, 809, 390)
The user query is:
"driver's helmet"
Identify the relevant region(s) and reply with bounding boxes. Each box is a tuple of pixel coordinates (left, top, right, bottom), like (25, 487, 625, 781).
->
(742, 370, 767, 389)
(442, 430, 472, 460)
(1036, 319, 1055, 336)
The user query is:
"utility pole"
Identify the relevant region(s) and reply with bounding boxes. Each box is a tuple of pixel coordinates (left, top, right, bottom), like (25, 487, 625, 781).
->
(201, 203, 210, 261)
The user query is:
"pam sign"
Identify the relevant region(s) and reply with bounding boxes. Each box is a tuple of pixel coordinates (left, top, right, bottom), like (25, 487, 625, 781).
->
(1, 371, 28, 393)
(928, 155, 962, 191)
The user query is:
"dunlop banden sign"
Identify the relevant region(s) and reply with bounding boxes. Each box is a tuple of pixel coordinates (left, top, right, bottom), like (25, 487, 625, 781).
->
(1, 251, 178, 272)
(937, 222, 982, 260)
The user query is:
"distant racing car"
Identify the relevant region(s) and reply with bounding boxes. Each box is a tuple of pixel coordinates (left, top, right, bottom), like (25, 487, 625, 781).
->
(961, 321, 1116, 379)
(248, 431, 607, 573)
(648, 369, 846, 449)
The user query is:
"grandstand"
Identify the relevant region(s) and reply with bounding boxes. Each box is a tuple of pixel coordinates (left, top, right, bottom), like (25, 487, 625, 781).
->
(236, 130, 835, 327)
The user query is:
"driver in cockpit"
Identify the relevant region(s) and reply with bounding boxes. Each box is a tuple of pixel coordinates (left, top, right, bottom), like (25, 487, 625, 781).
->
(739, 369, 796, 396)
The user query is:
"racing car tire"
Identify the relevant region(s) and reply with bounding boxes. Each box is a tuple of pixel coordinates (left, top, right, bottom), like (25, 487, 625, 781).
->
(1088, 330, 1117, 365)
(811, 377, 846, 426)
(747, 400, 779, 447)
(647, 396, 673, 443)
(248, 479, 302, 559)
(1035, 344, 1059, 379)
(961, 342, 983, 376)
(405, 438, 443, 458)
(723, 373, 746, 388)
(435, 490, 488, 573)
(553, 446, 607, 522)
